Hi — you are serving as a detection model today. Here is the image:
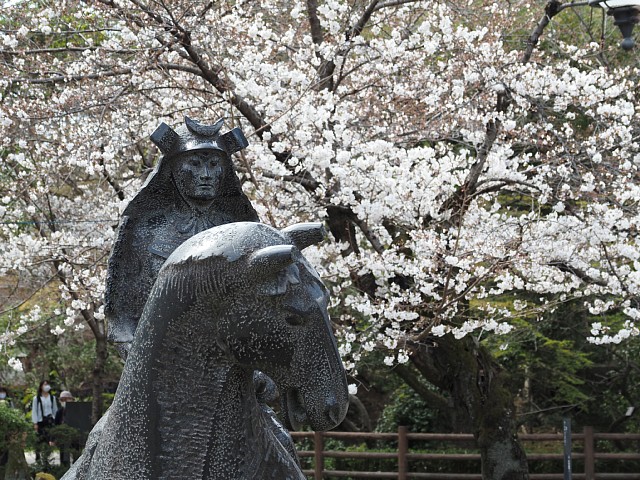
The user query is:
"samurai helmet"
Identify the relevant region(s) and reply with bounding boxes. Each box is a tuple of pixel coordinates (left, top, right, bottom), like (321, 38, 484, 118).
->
(150, 116, 249, 159)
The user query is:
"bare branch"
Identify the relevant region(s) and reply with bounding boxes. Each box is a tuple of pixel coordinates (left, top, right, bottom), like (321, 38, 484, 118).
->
(347, 1, 380, 40)
(306, 0, 325, 46)
(548, 260, 608, 286)
(374, 0, 422, 10)
(601, 242, 631, 295)
(0, 28, 121, 35)
(474, 178, 539, 196)
(437, 93, 508, 225)
(10, 68, 135, 85)
(257, 170, 322, 192)
(393, 363, 451, 411)
(0, 47, 142, 55)
(521, 0, 571, 63)
(157, 62, 204, 77)
(351, 215, 385, 254)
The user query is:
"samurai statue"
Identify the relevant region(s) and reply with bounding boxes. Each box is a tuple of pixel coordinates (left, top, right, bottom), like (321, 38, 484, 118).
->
(105, 117, 259, 355)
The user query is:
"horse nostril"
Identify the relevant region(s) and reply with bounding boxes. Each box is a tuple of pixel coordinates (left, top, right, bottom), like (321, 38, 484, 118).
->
(326, 397, 344, 426)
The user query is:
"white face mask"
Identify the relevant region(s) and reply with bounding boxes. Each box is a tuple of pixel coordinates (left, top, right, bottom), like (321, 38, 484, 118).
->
(43, 385, 51, 393)
(60, 401, 66, 408)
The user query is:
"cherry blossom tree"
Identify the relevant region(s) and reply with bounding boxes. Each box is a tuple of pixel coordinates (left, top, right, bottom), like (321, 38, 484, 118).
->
(1, 0, 639, 477)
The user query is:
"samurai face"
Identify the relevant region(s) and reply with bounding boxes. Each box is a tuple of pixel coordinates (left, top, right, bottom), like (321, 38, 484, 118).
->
(171, 149, 226, 202)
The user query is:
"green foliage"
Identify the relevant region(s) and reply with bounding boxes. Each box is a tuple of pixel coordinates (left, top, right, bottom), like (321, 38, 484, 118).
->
(48, 424, 81, 452)
(0, 402, 33, 452)
(545, 6, 633, 63)
(479, 293, 640, 434)
(538, 6, 602, 52)
(55, 339, 123, 392)
(49, 422, 83, 478)
(32, 440, 55, 475)
(101, 392, 116, 411)
(0, 403, 34, 480)
(376, 384, 440, 433)
(1, 326, 123, 403)
(296, 434, 481, 477)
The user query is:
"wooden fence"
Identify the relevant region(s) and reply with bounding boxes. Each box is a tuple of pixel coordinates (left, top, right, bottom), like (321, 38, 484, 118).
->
(290, 427, 640, 479)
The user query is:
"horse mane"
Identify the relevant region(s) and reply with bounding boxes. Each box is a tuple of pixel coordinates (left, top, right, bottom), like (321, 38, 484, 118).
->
(152, 222, 297, 304)
(157, 257, 232, 304)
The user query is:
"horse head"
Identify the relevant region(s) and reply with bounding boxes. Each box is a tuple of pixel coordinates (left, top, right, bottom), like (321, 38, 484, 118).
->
(157, 221, 349, 432)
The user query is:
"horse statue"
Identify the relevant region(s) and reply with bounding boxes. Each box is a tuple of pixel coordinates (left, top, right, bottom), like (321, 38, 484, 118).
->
(63, 221, 349, 480)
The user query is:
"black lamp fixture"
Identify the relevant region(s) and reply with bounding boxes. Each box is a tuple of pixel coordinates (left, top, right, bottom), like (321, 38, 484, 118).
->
(589, 0, 640, 50)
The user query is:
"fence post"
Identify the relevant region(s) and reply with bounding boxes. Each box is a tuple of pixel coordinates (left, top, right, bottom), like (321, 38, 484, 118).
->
(583, 426, 594, 480)
(563, 416, 572, 480)
(398, 426, 408, 480)
(314, 431, 324, 480)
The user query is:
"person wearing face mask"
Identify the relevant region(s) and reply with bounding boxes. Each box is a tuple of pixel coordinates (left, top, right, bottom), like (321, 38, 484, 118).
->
(55, 391, 76, 467)
(31, 380, 58, 466)
(55, 390, 75, 424)
(0, 386, 14, 408)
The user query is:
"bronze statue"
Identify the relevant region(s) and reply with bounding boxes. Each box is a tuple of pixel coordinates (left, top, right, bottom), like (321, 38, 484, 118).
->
(62, 118, 348, 479)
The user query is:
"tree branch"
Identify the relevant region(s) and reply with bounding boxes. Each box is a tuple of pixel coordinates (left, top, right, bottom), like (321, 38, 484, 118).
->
(306, 0, 325, 46)
(547, 260, 608, 286)
(374, 0, 422, 11)
(0, 47, 142, 55)
(438, 92, 508, 225)
(600, 242, 630, 294)
(393, 363, 451, 412)
(305, 0, 335, 90)
(99, 159, 126, 201)
(521, 0, 569, 63)
(257, 170, 322, 192)
(10, 68, 135, 85)
(347, 0, 380, 40)
(351, 215, 385, 254)
(157, 62, 204, 77)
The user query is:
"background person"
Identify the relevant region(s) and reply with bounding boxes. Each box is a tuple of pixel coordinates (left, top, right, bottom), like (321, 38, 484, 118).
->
(55, 390, 77, 467)
(0, 386, 14, 408)
(55, 391, 74, 425)
(31, 380, 58, 467)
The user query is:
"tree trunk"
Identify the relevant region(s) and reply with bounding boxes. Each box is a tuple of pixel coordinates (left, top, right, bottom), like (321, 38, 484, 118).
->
(410, 334, 529, 480)
(474, 363, 529, 480)
(91, 331, 109, 425)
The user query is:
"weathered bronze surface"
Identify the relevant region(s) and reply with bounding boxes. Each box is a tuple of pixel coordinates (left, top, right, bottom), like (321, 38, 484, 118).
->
(63, 119, 348, 479)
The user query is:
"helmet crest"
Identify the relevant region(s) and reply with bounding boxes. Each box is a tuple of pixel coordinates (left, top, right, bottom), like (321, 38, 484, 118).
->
(150, 116, 249, 158)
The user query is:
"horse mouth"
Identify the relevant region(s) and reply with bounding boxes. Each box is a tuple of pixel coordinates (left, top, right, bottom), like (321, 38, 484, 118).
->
(282, 388, 307, 431)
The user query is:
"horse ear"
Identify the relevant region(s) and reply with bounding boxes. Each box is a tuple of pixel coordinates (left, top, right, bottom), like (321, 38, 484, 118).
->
(281, 223, 326, 251)
(248, 245, 296, 279)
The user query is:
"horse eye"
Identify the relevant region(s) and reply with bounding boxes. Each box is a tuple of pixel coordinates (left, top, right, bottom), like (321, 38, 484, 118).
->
(285, 315, 306, 326)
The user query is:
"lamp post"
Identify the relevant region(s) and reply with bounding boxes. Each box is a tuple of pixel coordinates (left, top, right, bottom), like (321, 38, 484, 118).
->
(589, 0, 640, 49)
(524, 0, 640, 63)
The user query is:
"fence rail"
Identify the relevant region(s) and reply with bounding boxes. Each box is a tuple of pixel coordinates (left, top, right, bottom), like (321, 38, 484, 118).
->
(290, 427, 640, 480)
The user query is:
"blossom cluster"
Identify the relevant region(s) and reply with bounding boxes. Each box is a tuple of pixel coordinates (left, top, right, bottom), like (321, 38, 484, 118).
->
(0, 0, 638, 376)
